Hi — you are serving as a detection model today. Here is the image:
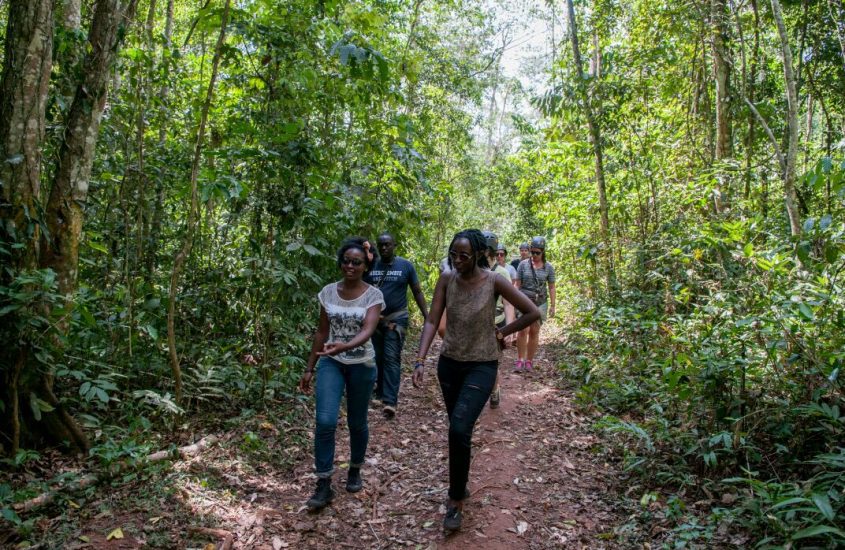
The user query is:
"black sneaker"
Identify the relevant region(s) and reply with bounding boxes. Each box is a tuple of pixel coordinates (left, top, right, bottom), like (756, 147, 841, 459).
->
(346, 467, 363, 493)
(306, 478, 334, 510)
(443, 504, 462, 532)
(383, 404, 396, 419)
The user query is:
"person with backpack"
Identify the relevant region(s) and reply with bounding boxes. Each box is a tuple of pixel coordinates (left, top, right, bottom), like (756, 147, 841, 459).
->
(412, 229, 540, 532)
(513, 236, 556, 372)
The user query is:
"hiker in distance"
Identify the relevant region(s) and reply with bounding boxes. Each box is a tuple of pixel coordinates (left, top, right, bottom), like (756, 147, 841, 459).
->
(514, 236, 556, 372)
(299, 239, 384, 510)
(412, 229, 540, 532)
(482, 231, 515, 409)
(365, 232, 428, 419)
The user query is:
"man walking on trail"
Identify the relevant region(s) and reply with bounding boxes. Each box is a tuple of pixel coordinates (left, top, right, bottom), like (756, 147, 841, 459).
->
(367, 233, 428, 419)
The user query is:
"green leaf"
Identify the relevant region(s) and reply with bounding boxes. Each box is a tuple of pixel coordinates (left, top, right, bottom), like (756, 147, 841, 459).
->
(285, 242, 302, 252)
(88, 241, 108, 253)
(0, 304, 21, 317)
(798, 303, 814, 321)
(803, 218, 815, 232)
(29, 393, 42, 421)
(812, 493, 835, 521)
(819, 214, 832, 231)
(771, 496, 810, 509)
(95, 388, 110, 403)
(743, 242, 753, 257)
(1, 507, 21, 524)
(302, 244, 321, 256)
(790, 525, 845, 540)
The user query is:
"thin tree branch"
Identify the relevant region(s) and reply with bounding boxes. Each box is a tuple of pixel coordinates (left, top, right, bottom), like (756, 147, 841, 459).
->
(743, 96, 786, 178)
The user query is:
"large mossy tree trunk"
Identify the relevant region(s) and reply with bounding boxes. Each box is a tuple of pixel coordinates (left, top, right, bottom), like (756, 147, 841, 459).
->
(0, 0, 55, 456)
(0, 0, 138, 455)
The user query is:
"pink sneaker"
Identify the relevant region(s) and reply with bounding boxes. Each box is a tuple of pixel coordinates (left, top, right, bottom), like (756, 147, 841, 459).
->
(524, 360, 533, 371)
(514, 359, 524, 372)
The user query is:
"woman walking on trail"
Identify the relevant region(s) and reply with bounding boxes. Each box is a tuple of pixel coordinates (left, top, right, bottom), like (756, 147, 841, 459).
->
(514, 236, 556, 372)
(412, 229, 540, 532)
(299, 239, 385, 511)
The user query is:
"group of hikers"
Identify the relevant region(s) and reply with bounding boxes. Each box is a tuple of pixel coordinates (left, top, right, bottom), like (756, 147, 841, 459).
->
(297, 230, 556, 533)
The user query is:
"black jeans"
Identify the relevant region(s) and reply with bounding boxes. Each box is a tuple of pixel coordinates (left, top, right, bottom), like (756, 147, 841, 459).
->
(436, 355, 498, 501)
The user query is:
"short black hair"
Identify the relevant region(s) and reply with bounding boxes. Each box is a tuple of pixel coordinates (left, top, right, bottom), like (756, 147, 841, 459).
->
(447, 229, 489, 269)
(337, 238, 373, 272)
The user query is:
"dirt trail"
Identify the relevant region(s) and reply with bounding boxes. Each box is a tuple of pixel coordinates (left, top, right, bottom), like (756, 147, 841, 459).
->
(269, 330, 627, 549)
(54, 327, 629, 549)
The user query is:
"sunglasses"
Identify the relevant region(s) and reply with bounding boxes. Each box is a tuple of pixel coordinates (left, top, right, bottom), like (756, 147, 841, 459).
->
(496, 252, 506, 257)
(341, 257, 365, 266)
(448, 250, 473, 262)
(530, 250, 543, 255)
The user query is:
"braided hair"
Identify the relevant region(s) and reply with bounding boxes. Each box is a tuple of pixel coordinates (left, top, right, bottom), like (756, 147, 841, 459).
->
(447, 229, 489, 270)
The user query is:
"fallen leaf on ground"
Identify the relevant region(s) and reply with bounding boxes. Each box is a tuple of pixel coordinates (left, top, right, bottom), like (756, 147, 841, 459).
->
(106, 527, 124, 540)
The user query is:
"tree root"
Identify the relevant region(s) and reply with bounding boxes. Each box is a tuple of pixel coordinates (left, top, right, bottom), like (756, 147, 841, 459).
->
(13, 434, 219, 513)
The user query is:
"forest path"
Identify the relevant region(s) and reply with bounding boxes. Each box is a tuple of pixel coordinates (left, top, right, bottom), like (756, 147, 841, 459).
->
(264, 323, 627, 549)
(66, 324, 630, 549)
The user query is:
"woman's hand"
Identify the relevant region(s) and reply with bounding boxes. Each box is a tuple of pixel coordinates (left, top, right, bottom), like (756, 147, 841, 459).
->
(316, 342, 346, 356)
(412, 363, 425, 388)
(299, 369, 314, 393)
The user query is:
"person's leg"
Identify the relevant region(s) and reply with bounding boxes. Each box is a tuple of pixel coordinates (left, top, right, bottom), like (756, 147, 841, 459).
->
(437, 355, 465, 420)
(515, 328, 528, 368)
(525, 322, 540, 369)
(381, 318, 407, 413)
(346, 363, 377, 468)
(313, 357, 345, 477)
(345, 362, 377, 492)
(308, 357, 345, 509)
(441, 360, 497, 502)
(372, 327, 385, 400)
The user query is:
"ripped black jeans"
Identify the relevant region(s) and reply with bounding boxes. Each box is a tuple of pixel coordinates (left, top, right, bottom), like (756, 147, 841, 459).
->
(436, 355, 498, 501)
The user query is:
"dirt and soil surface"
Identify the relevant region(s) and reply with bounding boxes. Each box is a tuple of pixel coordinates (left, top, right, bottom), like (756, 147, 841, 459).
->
(5, 325, 636, 549)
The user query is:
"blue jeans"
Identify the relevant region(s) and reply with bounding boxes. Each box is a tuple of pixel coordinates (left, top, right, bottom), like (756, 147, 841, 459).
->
(372, 316, 408, 407)
(437, 355, 498, 500)
(314, 356, 377, 478)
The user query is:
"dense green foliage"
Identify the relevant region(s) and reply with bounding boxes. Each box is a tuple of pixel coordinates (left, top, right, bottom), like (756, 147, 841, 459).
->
(2, 0, 845, 545)
(485, 0, 845, 546)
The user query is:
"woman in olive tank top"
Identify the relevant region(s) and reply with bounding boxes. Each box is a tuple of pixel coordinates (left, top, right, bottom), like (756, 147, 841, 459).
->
(412, 229, 540, 532)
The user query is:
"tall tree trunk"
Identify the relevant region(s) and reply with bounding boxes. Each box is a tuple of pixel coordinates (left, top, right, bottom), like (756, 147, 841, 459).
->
(745, 0, 761, 202)
(146, 0, 175, 279)
(36, 0, 138, 453)
(62, 0, 82, 30)
(0, 0, 54, 455)
(564, 0, 613, 283)
(770, 0, 801, 236)
(711, 0, 732, 211)
(167, 0, 231, 403)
